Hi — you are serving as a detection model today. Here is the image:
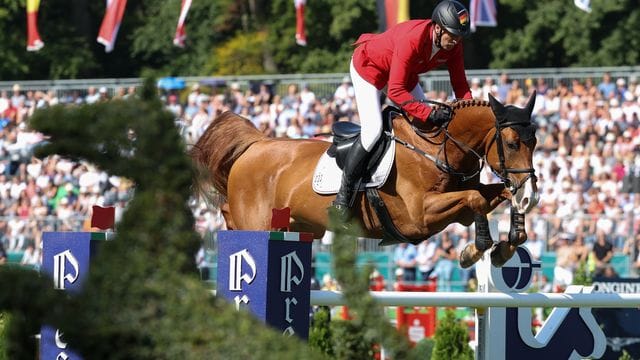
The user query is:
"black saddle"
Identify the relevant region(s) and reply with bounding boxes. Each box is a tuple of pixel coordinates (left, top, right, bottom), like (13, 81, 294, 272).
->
(327, 106, 399, 186)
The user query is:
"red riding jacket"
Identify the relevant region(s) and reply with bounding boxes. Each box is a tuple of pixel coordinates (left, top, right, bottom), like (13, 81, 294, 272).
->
(352, 19, 472, 121)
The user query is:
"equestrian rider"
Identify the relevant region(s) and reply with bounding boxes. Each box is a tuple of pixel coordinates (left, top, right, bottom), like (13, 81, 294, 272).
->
(331, 0, 474, 219)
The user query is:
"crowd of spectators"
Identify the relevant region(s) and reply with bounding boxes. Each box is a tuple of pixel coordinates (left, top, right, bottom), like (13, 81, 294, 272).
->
(1, 70, 640, 292)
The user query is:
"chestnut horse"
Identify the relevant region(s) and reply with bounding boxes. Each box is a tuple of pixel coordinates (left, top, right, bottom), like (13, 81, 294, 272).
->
(191, 92, 539, 267)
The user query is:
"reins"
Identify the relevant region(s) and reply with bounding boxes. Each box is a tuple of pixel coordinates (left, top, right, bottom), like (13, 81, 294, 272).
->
(391, 99, 486, 182)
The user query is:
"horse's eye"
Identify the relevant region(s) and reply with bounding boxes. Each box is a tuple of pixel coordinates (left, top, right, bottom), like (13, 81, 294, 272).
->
(507, 142, 519, 150)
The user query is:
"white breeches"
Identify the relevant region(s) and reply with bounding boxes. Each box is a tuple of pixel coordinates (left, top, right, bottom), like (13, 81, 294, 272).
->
(350, 58, 426, 151)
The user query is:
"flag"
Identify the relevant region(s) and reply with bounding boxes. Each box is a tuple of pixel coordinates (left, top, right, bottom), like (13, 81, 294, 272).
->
(294, 0, 307, 46)
(470, 0, 497, 32)
(271, 207, 291, 231)
(26, 0, 44, 51)
(376, 0, 410, 32)
(91, 205, 115, 230)
(574, 0, 591, 13)
(173, 0, 192, 47)
(97, 0, 128, 53)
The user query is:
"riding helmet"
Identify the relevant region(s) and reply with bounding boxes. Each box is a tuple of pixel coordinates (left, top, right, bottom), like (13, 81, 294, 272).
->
(431, 0, 471, 38)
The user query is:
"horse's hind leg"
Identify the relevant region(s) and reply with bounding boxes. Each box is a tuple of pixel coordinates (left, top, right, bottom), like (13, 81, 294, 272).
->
(459, 214, 494, 268)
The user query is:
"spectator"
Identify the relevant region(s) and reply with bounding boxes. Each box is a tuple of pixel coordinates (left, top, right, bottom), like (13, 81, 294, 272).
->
(124, 86, 137, 99)
(506, 79, 524, 105)
(166, 94, 182, 118)
(571, 233, 590, 264)
(187, 83, 202, 105)
(393, 242, 417, 282)
(592, 230, 614, 276)
(98, 87, 110, 102)
(299, 84, 316, 117)
(85, 86, 100, 104)
(255, 83, 273, 105)
(10, 84, 25, 108)
(601, 265, 619, 279)
(432, 232, 457, 291)
(597, 72, 616, 99)
(20, 240, 39, 267)
(481, 76, 498, 100)
(333, 76, 355, 118)
(550, 233, 574, 290)
(470, 77, 483, 99)
(524, 229, 543, 261)
(369, 269, 386, 291)
(496, 72, 511, 102)
(416, 238, 437, 281)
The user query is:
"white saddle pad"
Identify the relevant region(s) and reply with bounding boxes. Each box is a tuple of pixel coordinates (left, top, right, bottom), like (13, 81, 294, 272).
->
(312, 142, 395, 194)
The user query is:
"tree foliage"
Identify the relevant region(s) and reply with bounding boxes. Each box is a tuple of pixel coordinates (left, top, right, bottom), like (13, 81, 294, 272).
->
(1, 0, 640, 79)
(431, 309, 473, 360)
(490, 0, 640, 68)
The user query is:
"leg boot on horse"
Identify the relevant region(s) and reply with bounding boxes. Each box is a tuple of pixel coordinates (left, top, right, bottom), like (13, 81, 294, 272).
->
(459, 213, 494, 268)
(330, 139, 371, 226)
(491, 209, 527, 267)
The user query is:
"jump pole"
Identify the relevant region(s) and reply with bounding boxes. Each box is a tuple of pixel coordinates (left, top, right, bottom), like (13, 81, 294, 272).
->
(309, 290, 640, 308)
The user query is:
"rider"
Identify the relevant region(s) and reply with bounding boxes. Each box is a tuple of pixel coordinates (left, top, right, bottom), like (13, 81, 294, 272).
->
(331, 0, 474, 219)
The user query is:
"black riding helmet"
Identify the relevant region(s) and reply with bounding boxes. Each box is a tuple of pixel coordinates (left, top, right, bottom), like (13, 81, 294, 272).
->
(432, 0, 470, 38)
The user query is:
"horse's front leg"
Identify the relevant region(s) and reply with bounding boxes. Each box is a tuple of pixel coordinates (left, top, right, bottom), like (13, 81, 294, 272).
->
(457, 183, 511, 268)
(490, 208, 528, 267)
(420, 187, 502, 234)
(473, 183, 530, 267)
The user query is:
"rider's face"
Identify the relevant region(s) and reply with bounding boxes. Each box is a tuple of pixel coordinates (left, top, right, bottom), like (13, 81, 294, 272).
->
(438, 26, 462, 51)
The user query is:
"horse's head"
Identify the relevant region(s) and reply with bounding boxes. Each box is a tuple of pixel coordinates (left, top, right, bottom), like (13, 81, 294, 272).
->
(487, 91, 539, 214)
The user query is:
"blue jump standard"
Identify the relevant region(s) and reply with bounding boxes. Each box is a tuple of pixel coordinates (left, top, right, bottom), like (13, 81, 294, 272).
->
(217, 231, 313, 339)
(40, 232, 109, 360)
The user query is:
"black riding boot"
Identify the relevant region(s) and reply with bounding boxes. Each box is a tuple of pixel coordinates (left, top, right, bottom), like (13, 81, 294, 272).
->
(331, 139, 370, 222)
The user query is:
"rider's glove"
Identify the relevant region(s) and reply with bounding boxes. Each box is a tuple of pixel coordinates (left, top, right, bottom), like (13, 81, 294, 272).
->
(427, 106, 452, 127)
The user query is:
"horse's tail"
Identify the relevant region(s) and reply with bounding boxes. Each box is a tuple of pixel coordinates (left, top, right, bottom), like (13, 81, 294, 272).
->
(189, 111, 265, 204)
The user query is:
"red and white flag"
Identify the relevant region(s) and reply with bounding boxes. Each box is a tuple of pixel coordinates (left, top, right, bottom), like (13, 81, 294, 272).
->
(97, 0, 128, 53)
(26, 0, 44, 51)
(173, 0, 192, 47)
(294, 0, 307, 46)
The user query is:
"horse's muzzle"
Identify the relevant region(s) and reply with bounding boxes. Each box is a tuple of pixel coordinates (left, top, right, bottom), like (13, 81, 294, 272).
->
(512, 177, 538, 214)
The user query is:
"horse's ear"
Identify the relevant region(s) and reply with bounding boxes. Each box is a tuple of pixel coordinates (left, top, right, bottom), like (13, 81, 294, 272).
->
(488, 92, 505, 118)
(524, 90, 537, 116)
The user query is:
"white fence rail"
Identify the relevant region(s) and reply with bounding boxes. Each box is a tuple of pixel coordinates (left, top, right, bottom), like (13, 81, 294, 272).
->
(310, 290, 640, 308)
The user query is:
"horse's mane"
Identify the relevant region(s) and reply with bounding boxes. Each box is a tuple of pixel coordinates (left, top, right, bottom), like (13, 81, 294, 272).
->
(449, 98, 490, 111)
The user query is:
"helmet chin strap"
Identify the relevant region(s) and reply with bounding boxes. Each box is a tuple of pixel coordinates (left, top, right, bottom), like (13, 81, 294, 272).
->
(435, 28, 443, 48)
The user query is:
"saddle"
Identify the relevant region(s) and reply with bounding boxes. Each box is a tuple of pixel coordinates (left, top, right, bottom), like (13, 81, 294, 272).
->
(326, 106, 398, 183)
(323, 106, 424, 246)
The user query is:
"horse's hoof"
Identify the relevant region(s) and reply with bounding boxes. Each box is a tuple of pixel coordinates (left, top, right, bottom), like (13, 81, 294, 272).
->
(508, 230, 527, 246)
(490, 241, 513, 267)
(459, 243, 485, 269)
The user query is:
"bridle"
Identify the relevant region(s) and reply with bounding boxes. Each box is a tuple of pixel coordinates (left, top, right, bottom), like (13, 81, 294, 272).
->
(391, 99, 536, 194)
(489, 118, 537, 194)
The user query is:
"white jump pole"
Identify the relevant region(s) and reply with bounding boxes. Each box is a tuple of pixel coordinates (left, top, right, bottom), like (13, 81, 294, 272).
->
(309, 290, 640, 308)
